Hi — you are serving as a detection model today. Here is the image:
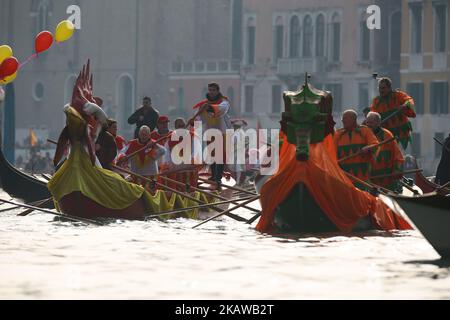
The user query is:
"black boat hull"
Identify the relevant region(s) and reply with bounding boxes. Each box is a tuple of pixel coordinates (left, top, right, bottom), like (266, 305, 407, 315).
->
(0, 143, 52, 205)
(392, 193, 450, 258)
(255, 175, 372, 233)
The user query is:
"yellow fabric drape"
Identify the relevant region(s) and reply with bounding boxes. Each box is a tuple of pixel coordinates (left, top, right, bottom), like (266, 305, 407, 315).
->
(48, 141, 221, 217)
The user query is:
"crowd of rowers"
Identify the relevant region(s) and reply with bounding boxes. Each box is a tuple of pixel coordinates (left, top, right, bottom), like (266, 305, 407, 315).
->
(86, 83, 251, 192)
(335, 76, 450, 193)
(81, 78, 448, 195)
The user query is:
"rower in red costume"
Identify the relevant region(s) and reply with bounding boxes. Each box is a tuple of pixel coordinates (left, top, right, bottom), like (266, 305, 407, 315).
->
(166, 118, 199, 192)
(117, 125, 166, 192)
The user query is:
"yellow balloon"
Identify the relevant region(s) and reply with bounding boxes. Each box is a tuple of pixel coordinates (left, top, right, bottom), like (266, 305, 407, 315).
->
(55, 20, 75, 42)
(0, 45, 13, 64)
(0, 71, 17, 85)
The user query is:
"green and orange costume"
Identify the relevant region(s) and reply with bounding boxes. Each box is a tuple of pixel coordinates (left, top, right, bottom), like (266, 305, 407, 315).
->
(256, 77, 412, 234)
(370, 128, 404, 191)
(334, 126, 379, 189)
(370, 90, 416, 149)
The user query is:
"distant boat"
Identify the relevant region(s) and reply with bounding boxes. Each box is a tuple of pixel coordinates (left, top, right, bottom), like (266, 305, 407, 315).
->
(415, 171, 450, 195)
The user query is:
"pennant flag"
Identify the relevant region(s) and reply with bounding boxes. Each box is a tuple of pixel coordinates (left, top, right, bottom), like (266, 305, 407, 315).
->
(30, 128, 37, 147)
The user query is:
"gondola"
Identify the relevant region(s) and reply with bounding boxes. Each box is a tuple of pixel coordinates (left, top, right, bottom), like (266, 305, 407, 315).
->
(254, 76, 411, 234)
(415, 171, 450, 195)
(390, 192, 450, 258)
(0, 138, 52, 205)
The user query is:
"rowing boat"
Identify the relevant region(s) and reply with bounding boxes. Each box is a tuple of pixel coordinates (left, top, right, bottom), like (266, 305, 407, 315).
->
(0, 135, 52, 205)
(415, 171, 450, 195)
(390, 192, 450, 258)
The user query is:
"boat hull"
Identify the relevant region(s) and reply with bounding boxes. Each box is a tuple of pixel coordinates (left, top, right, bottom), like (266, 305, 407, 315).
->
(255, 175, 372, 233)
(415, 171, 450, 195)
(0, 142, 52, 204)
(393, 193, 450, 258)
(58, 191, 147, 220)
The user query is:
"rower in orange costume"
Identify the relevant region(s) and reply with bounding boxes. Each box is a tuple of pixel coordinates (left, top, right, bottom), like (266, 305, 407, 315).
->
(370, 77, 416, 149)
(334, 109, 380, 190)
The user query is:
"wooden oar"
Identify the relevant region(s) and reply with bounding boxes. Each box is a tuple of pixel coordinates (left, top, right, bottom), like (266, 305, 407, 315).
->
(400, 179, 419, 195)
(344, 172, 392, 195)
(145, 195, 255, 219)
(116, 132, 174, 165)
(370, 169, 423, 180)
(381, 109, 403, 125)
(158, 174, 260, 213)
(338, 137, 396, 163)
(197, 177, 259, 196)
(0, 198, 49, 213)
(433, 137, 450, 153)
(192, 196, 260, 229)
(111, 165, 247, 222)
(436, 180, 450, 191)
(0, 198, 104, 225)
(158, 164, 204, 177)
(17, 197, 54, 216)
(246, 212, 262, 225)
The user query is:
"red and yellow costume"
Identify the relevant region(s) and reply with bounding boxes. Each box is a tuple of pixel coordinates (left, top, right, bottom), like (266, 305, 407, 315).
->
(370, 90, 415, 149)
(334, 126, 379, 189)
(370, 128, 404, 191)
(118, 138, 166, 191)
(114, 135, 126, 151)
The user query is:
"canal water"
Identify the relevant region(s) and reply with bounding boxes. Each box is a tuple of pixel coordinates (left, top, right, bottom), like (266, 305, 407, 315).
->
(0, 190, 449, 300)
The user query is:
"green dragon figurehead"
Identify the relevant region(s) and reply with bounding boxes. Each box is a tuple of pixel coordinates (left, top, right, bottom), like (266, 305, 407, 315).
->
(280, 73, 333, 161)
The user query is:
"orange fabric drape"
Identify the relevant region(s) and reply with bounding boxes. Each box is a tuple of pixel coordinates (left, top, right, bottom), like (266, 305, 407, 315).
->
(256, 133, 412, 233)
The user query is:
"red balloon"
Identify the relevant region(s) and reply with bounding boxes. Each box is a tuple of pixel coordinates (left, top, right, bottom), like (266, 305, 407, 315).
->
(35, 31, 54, 54)
(0, 56, 19, 79)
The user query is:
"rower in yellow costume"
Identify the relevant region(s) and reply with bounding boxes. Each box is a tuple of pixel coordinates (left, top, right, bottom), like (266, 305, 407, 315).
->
(334, 109, 379, 190)
(370, 77, 416, 149)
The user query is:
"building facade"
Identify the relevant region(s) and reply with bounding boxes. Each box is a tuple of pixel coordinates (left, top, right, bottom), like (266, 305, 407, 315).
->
(0, 0, 235, 143)
(400, 0, 450, 175)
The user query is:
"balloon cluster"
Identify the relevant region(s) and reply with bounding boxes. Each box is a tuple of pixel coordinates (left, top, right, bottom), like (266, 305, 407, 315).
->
(0, 19, 75, 85)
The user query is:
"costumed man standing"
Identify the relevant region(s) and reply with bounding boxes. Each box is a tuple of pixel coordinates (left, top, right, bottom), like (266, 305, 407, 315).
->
(188, 83, 232, 188)
(334, 109, 380, 190)
(90, 97, 117, 171)
(95, 125, 117, 171)
(128, 97, 160, 139)
(370, 77, 416, 149)
(435, 134, 450, 186)
(118, 125, 166, 191)
(365, 112, 405, 192)
(107, 119, 127, 153)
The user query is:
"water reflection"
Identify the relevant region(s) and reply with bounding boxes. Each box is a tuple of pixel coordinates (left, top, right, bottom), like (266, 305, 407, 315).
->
(1, 197, 448, 299)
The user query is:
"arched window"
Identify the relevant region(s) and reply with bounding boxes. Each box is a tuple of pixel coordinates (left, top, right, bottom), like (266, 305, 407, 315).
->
(117, 75, 134, 130)
(315, 14, 325, 57)
(32, 0, 52, 33)
(330, 13, 341, 62)
(274, 16, 284, 62)
(289, 16, 300, 58)
(359, 12, 370, 61)
(303, 15, 313, 58)
(389, 11, 401, 61)
(246, 17, 256, 65)
(64, 74, 77, 105)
